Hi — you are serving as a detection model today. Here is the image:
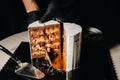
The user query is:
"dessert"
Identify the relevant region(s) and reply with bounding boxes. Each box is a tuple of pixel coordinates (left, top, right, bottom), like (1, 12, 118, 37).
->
(28, 20, 82, 80)
(28, 20, 62, 70)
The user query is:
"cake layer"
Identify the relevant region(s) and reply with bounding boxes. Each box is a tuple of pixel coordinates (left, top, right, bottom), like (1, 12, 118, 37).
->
(28, 20, 62, 70)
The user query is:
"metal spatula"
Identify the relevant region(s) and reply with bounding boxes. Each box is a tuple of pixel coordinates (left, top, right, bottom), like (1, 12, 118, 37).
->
(0, 45, 45, 79)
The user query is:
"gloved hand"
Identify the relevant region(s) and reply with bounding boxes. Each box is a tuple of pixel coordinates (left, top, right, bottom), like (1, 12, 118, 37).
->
(39, 0, 63, 23)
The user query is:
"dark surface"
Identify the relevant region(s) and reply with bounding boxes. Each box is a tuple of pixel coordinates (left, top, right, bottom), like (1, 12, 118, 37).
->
(0, 42, 31, 80)
(0, 42, 117, 80)
(79, 39, 118, 80)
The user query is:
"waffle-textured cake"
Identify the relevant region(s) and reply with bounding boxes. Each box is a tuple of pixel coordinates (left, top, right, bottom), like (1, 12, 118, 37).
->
(28, 20, 82, 80)
(28, 20, 62, 70)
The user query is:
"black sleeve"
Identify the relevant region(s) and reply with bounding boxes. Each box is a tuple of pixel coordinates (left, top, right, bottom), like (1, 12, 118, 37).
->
(27, 10, 41, 25)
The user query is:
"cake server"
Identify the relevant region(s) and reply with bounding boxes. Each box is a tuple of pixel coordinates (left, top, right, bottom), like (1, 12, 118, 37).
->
(0, 44, 45, 79)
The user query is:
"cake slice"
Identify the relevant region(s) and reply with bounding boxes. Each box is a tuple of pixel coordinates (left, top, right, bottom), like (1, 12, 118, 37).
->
(28, 20, 62, 70)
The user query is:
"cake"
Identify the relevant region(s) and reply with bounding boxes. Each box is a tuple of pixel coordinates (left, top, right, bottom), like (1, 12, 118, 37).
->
(28, 20, 62, 70)
(28, 20, 82, 80)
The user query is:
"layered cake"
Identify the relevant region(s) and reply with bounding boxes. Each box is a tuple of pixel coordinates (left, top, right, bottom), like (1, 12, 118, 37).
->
(28, 20, 82, 80)
(28, 20, 62, 71)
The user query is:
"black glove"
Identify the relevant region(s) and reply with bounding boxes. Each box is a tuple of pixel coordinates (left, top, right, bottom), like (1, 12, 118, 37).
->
(27, 11, 41, 25)
(39, 0, 63, 23)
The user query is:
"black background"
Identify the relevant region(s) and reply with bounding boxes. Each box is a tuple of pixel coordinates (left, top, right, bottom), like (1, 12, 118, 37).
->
(1, 0, 117, 41)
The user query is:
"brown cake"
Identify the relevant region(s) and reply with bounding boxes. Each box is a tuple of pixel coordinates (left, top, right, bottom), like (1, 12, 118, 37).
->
(28, 20, 82, 77)
(28, 20, 62, 70)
